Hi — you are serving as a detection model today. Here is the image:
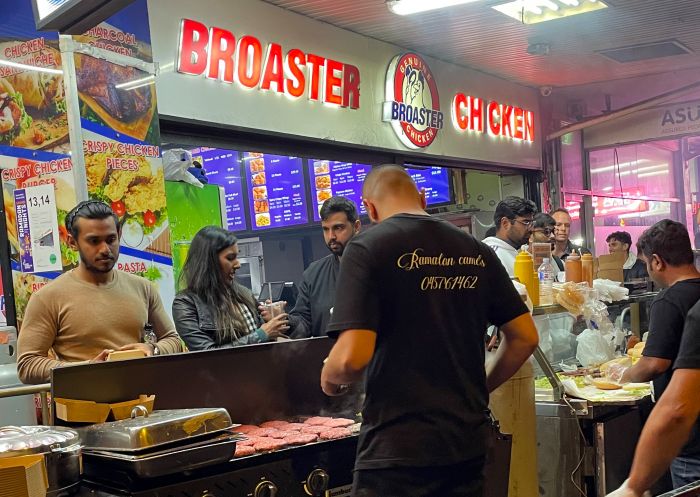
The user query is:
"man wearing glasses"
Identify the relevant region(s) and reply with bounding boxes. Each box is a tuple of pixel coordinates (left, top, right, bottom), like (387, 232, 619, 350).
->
(530, 213, 564, 272)
(483, 196, 538, 277)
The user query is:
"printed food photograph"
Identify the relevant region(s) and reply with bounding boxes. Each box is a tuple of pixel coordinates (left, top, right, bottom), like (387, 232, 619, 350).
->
(248, 152, 263, 158)
(253, 186, 267, 200)
(317, 189, 332, 203)
(252, 172, 266, 186)
(250, 158, 265, 173)
(254, 199, 269, 214)
(75, 54, 157, 143)
(0, 42, 68, 151)
(314, 161, 330, 175)
(12, 272, 50, 325)
(85, 148, 167, 249)
(255, 213, 271, 227)
(315, 175, 331, 190)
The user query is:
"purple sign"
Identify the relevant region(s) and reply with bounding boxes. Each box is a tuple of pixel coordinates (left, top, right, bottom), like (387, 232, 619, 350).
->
(308, 160, 368, 222)
(192, 148, 247, 231)
(244, 153, 308, 230)
(14, 189, 34, 272)
(406, 166, 451, 205)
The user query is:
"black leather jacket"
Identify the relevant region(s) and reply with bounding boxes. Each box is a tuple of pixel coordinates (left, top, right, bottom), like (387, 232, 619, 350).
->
(172, 291, 268, 351)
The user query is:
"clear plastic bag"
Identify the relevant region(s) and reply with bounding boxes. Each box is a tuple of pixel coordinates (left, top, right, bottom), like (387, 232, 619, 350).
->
(162, 148, 203, 188)
(576, 328, 615, 367)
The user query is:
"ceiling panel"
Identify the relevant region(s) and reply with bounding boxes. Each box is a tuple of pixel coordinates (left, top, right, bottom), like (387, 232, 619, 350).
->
(261, 0, 700, 88)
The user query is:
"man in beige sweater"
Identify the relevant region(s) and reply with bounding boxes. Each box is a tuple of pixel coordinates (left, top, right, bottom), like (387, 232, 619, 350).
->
(17, 201, 183, 384)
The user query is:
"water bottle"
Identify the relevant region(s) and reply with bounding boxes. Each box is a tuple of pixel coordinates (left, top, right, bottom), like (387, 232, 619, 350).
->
(538, 258, 554, 306)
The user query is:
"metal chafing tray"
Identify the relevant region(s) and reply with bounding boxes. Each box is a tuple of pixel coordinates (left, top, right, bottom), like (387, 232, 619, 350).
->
(78, 406, 233, 452)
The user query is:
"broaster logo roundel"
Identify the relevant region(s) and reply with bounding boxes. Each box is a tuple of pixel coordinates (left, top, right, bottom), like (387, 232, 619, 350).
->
(382, 53, 444, 149)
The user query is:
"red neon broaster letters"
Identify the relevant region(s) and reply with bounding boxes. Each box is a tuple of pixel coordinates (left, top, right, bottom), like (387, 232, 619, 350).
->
(177, 19, 360, 109)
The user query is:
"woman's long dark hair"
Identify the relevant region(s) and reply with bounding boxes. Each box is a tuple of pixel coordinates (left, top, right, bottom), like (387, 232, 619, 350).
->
(180, 226, 257, 344)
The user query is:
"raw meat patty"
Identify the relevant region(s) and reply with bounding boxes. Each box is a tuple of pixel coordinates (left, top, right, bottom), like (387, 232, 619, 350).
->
(235, 425, 260, 434)
(260, 420, 290, 429)
(282, 423, 305, 431)
(304, 416, 332, 426)
(253, 437, 288, 452)
(319, 427, 352, 440)
(234, 445, 256, 457)
(323, 418, 355, 428)
(269, 430, 298, 439)
(301, 425, 328, 435)
(237, 436, 264, 446)
(247, 427, 280, 438)
(283, 433, 318, 446)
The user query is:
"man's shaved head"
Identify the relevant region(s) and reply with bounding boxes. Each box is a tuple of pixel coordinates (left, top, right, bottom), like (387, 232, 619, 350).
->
(362, 164, 427, 223)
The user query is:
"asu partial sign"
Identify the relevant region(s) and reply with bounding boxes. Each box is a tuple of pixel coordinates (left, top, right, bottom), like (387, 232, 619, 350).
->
(383, 53, 444, 149)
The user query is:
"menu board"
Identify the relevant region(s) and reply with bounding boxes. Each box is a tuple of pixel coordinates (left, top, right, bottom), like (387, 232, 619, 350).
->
(243, 152, 308, 230)
(406, 166, 451, 205)
(191, 148, 247, 231)
(308, 160, 369, 221)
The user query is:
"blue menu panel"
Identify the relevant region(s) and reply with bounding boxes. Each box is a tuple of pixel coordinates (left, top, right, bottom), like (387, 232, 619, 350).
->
(308, 160, 369, 221)
(243, 152, 308, 230)
(190, 147, 247, 231)
(406, 166, 451, 205)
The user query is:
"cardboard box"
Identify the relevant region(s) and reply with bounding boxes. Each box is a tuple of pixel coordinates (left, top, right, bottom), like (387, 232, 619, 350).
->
(54, 394, 155, 423)
(597, 252, 626, 283)
(0, 454, 48, 497)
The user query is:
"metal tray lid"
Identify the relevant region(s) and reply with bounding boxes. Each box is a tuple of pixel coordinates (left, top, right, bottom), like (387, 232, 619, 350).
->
(78, 406, 232, 452)
(0, 426, 80, 457)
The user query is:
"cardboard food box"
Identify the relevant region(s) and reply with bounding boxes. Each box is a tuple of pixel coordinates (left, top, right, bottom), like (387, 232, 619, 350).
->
(596, 252, 626, 282)
(0, 454, 48, 497)
(54, 394, 155, 423)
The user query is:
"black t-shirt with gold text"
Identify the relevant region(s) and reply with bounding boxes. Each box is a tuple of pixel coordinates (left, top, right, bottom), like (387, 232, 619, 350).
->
(327, 214, 529, 470)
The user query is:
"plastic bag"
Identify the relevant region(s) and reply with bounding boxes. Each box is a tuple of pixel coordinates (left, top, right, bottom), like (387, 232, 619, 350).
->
(162, 148, 203, 188)
(593, 279, 629, 303)
(576, 328, 615, 367)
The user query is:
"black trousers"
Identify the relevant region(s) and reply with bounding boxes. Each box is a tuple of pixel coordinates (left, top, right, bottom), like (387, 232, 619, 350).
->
(351, 457, 485, 497)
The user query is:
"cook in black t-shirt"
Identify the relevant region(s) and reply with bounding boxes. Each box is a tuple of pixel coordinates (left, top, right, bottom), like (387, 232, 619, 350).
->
(321, 165, 538, 497)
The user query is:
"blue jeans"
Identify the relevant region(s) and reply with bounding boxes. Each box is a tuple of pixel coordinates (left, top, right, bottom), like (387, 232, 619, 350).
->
(671, 455, 700, 488)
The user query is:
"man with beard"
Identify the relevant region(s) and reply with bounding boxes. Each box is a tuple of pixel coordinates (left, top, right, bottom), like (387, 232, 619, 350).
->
(265, 196, 361, 338)
(17, 201, 182, 384)
(483, 196, 537, 277)
(529, 213, 564, 272)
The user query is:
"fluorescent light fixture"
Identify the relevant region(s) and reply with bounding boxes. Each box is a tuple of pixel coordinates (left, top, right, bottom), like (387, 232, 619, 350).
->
(0, 59, 63, 75)
(637, 170, 669, 178)
(387, 0, 482, 16)
(492, 0, 607, 24)
(590, 159, 650, 174)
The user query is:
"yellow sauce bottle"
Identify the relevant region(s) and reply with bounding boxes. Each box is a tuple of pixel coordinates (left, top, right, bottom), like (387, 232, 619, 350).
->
(514, 246, 534, 301)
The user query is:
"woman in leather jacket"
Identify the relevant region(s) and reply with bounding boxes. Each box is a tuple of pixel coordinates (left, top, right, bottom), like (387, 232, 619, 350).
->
(172, 226, 289, 350)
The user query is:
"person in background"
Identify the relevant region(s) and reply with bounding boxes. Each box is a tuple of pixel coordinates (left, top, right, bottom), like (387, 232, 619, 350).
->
(550, 208, 589, 260)
(172, 226, 289, 350)
(529, 213, 563, 272)
(483, 226, 497, 239)
(606, 231, 649, 281)
(483, 196, 537, 277)
(605, 220, 700, 488)
(607, 300, 700, 496)
(188, 159, 208, 184)
(321, 165, 539, 497)
(261, 196, 361, 338)
(17, 201, 183, 384)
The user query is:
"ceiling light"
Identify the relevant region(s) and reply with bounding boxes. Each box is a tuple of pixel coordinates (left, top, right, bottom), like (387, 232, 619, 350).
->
(0, 59, 63, 75)
(492, 0, 607, 24)
(387, 0, 483, 16)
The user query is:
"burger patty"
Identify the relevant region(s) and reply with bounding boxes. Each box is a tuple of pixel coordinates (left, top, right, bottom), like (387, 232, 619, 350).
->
(283, 423, 306, 431)
(253, 437, 288, 452)
(319, 427, 352, 440)
(283, 433, 318, 446)
(234, 445, 256, 457)
(237, 436, 264, 446)
(300, 425, 327, 435)
(323, 418, 355, 428)
(235, 425, 260, 434)
(247, 427, 280, 438)
(269, 430, 298, 439)
(260, 420, 290, 429)
(304, 416, 332, 426)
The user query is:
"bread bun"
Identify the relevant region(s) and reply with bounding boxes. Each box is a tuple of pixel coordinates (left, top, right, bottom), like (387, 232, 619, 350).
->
(590, 378, 622, 390)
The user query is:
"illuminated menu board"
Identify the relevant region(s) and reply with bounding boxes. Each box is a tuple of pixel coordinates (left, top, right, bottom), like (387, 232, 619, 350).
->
(308, 160, 369, 221)
(406, 166, 451, 205)
(190, 147, 247, 231)
(243, 152, 308, 230)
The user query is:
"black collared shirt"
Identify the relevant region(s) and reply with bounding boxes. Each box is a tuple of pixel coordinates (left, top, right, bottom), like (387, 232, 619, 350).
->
(288, 254, 339, 338)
